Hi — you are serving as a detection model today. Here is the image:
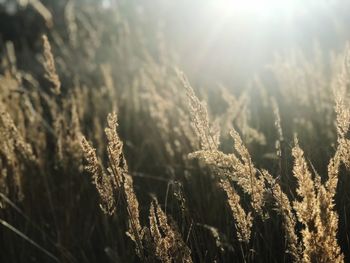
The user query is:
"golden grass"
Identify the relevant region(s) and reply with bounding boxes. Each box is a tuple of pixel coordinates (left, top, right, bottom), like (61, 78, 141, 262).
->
(0, 2, 350, 263)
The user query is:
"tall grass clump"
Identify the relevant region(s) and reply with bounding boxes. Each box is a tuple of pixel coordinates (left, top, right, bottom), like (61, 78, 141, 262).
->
(0, 1, 350, 263)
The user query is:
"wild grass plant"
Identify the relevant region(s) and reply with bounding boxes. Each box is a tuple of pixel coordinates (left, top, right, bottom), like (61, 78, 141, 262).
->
(0, 1, 350, 262)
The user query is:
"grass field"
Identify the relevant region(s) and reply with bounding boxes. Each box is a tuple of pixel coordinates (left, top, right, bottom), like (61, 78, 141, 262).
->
(0, 1, 350, 262)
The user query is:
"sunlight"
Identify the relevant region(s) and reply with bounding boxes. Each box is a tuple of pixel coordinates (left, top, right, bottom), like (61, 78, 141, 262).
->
(211, 0, 306, 20)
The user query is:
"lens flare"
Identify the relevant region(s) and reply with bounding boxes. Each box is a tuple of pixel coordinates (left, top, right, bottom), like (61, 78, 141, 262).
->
(211, 0, 306, 20)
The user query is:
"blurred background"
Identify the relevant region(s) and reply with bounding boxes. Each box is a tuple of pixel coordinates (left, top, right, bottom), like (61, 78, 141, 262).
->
(1, 0, 350, 89)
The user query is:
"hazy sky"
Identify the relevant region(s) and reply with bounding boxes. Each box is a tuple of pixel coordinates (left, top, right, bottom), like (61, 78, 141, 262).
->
(132, 0, 350, 88)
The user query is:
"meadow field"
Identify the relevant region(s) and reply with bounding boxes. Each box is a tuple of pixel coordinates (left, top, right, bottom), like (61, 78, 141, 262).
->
(0, 1, 350, 262)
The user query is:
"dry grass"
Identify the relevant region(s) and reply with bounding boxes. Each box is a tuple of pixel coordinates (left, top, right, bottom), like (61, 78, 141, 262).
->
(0, 1, 350, 263)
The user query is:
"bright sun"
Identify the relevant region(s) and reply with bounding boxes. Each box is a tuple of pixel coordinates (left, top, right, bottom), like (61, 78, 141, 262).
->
(211, 0, 307, 20)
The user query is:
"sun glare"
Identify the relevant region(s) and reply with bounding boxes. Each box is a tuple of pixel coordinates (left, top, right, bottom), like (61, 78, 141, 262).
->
(212, 0, 306, 20)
